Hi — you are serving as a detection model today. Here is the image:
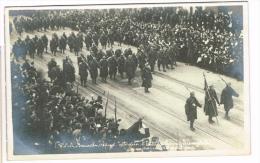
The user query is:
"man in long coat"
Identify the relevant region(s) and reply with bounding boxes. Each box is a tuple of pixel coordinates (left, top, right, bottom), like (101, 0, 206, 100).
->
(204, 85, 220, 124)
(220, 83, 239, 120)
(99, 56, 108, 82)
(185, 92, 202, 131)
(78, 61, 88, 87)
(141, 64, 153, 93)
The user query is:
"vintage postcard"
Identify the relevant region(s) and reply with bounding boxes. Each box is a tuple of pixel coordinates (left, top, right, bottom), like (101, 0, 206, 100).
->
(3, 1, 250, 160)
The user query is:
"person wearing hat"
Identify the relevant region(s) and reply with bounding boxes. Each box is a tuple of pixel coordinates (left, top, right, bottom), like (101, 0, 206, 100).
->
(141, 63, 153, 93)
(220, 82, 239, 120)
(185, 91, 202, 131)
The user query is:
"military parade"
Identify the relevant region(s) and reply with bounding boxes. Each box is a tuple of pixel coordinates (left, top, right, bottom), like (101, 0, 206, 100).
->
(9, 6, 244, 154)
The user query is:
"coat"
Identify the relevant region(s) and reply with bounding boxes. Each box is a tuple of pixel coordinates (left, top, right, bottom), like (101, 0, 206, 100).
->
(185, 96, 202, 121)
(141, 67, 153, 88)
(220, 86, 239, 111)
(204, 88, 220, 117)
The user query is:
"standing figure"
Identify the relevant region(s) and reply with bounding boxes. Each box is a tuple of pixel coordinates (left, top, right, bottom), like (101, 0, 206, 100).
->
(88, 55, 99, 84)
(204, 84, 220, 124)
(141, 64, 153, 93)
(99, 56, 108, 82)
(78, 61, 88, 87)
(125, 55, 135, 85)
(185, 92, 202, 131)
(108, 55, 118, 80)
(220, 83, 239, 120)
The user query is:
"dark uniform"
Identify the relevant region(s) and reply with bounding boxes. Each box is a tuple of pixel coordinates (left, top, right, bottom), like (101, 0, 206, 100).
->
(220, 83, 239, 119)
(78, 61, 88, 87)
(141, 64, 153, 93)
(157, 48, 167, 72)
(59, 36, 67, 54)
(48, 59, 57, 82)
(41, 34, 48, 53)
(63, 57, 75, 83)
(117, 54, 125, 78)
(88, 55, 99, 84)
(125, 55, 135, 85)
(185, 92, 202, 131)
(99, 57, 108, 82)
(108, 55, 117, 80)
(204, 85, 220, 123)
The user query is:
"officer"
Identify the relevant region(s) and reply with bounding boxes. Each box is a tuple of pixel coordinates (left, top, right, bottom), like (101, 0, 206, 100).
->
(185, 92, 202, 131)
(220, 82, 239, 120)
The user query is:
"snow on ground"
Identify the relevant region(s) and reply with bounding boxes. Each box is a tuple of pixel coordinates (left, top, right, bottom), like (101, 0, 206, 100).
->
(8, 27, 247, 152)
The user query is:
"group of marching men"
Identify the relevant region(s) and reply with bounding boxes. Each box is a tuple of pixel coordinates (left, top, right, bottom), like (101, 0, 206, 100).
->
(185, 74, 239, 131)
(12, 31, 179, 93)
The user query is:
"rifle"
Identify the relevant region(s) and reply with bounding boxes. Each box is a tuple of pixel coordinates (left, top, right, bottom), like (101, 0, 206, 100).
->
(104, 91, 109, 119)
(184, 85, 191, 93)
(219, 75, 228, 85)
(203, 72, 219, 125)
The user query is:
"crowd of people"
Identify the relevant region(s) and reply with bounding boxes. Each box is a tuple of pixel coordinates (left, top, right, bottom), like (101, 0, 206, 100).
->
(11, 6, 243, 79)
(11, 59, 153, 153)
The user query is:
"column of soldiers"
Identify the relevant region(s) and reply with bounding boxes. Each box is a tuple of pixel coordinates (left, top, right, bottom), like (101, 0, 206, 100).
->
(185, 74, 239, 131)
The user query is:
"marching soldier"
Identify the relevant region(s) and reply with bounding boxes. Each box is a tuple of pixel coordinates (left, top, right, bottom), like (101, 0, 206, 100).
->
(50, 36, 58, 56)
(88, 55, 99, 84)
(85, 32, 93, 51)
(185, 92, 202, 131)
(125, 55, 135, 85)
(78, 61, 89, 87)
(204, 84, 220, 124)
(41, 34, 48, 53)
(47, 58, 57, 82)
(99, 56, 109, 82)
(59, 36, 67, 54)
(117, 54, 125, 79)
(147, 46, 157, 73)
(63, 56, 75, 83)
(108, 54, 118, 80)
(157, 47, 167, 72)
(220, 82, 239, 120)
(141, 63, 153, 93)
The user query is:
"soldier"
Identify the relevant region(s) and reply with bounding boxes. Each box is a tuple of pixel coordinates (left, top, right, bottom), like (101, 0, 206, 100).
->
(99, 56, 108, 82)
(84, 32, 93, 51)
(50, 36, 58, 56)
(78, 61, 89, 87)
(41, 34, 48, 53)
(185, 92, 202, 131)
(47, 58, 57, 82)
(68, 32, 75, 52)
(36, 38, 44, 57)
(141, 64, 153, 93)
(137, 48, 146, 71)
(100, 31, 108, 49)
(157, 47, 167, 72)
(88, 55, 99, 84)
(147, 46, 157, 73)
(74, 36, 81, 56)
(117, 54, 125, 79)
(204, 85, 220, 124)
(63, 56, 75, 83)
(125, 55, 135, 85)
(108, 54, 118, 80)
(220, 83, 239, 120)
(59, 36, 67, 54)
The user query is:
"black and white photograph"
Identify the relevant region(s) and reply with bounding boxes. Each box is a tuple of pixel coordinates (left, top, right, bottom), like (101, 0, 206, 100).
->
(3, 1, 250, 160)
